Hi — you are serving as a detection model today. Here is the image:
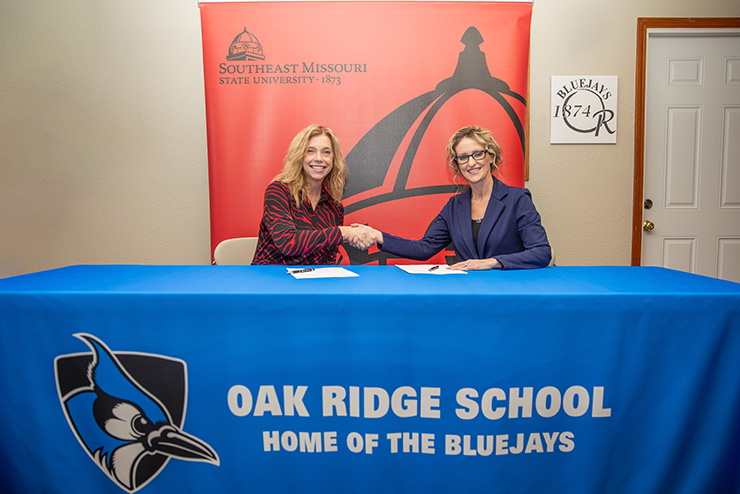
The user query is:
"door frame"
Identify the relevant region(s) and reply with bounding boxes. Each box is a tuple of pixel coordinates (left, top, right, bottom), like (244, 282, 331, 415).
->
(631, 17, 740, 265)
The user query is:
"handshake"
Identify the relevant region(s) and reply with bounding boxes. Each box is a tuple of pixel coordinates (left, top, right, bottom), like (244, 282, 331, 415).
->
(339, 224, 383, 251)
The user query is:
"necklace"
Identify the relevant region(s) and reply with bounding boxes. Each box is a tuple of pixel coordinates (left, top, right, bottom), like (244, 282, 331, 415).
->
(471, 192, 490, 225)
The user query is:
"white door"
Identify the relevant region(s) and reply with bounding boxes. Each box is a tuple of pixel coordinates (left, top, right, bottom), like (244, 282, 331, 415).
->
(642, 31, 740, 283)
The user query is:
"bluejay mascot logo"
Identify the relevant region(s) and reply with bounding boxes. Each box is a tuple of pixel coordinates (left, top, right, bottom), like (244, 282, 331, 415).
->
(55, 334, 219, 492)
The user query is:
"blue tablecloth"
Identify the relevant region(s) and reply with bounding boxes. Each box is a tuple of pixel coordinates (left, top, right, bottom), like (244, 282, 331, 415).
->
(1, 265, 739, 493)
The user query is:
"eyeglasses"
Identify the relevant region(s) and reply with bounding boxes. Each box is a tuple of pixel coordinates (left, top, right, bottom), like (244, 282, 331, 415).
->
(455, 149, 488, 165)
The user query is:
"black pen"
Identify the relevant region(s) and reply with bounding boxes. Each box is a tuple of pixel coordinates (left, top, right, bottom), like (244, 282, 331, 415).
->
(428, 265, 440, 272)
(291, 268, 315, 274)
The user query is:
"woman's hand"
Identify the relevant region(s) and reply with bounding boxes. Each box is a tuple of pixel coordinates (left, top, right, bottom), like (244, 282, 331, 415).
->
(350, 224, 383, 245)
(448, 258, 502, 271)
(339, 225, 376, 250)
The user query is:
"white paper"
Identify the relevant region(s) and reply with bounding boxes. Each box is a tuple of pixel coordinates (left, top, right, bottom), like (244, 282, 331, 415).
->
(287, 267, 359, 279)
(395, 264, 467, 275)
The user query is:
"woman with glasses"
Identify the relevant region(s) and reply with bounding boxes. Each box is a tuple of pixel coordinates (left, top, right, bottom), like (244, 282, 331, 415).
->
(251, 124, 374, 265)
(356, 125, 551, 270)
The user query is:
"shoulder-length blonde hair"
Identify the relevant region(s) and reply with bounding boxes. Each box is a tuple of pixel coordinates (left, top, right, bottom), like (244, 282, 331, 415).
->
(446, 125, 504, 185)
(274, 124, 348, 207)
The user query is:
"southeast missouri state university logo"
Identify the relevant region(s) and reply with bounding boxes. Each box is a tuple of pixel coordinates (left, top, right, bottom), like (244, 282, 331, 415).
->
(227, 27, 265, 61)
(55, 334, 219, 492)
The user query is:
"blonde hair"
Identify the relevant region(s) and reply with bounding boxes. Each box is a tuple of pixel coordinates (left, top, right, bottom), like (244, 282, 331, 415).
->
(446, 126, 504, 184)
(274, 124, 348, 206)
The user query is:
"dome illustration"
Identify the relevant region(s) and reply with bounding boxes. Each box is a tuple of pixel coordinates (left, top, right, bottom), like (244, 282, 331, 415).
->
(227, 28, 265, 61)
(342, 27, 527, 266)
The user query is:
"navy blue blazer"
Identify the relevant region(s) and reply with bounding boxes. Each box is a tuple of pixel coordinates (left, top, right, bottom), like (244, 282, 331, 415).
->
(380, 178, 551, 269)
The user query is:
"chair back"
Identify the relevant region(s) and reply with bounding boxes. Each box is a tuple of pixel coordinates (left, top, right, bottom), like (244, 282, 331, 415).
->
(213, 237, 259, 265)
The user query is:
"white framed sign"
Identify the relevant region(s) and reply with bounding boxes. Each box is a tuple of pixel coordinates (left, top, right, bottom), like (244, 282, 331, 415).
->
(550, 75, 617, 144)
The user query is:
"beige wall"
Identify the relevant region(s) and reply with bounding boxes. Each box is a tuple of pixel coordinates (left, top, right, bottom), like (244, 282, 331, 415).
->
(1, 0, 738, 278)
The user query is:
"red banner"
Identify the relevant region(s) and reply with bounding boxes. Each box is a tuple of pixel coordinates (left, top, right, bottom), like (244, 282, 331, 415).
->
(200, 1, 532, 264)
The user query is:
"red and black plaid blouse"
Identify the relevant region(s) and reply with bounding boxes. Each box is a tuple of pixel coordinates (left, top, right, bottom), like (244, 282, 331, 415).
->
(251, 181, 344, 265)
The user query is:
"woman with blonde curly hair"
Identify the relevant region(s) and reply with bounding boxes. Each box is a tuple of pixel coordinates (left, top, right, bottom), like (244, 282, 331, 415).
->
(356, 125, 551, 270)
(252, 124, 373, 265)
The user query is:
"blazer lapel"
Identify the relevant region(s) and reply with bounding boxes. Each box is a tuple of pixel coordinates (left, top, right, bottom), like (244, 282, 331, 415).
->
(478, 178, 507, 255)
(456, 188, 478, 259)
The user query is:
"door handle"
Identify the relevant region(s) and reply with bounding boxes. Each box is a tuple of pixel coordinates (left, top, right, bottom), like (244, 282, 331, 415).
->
(642, 220, 655, 232)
